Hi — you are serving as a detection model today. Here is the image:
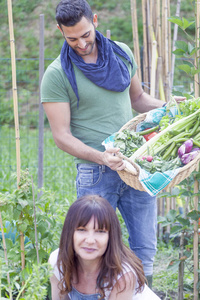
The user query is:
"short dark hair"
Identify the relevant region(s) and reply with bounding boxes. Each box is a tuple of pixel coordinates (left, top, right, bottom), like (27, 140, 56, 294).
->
(56, 0, 93, 28)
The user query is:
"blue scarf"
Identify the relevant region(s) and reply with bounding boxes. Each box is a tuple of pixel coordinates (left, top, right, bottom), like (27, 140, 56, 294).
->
(60, 30, 133, 107)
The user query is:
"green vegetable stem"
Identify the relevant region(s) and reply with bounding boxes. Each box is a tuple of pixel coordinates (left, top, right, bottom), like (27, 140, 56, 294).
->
(130, 109, 200, 161)
(138, 125, 159, 136)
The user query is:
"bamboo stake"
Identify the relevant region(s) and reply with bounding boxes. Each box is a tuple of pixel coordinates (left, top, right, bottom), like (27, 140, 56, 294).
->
(142, 0, 149, 93)
(193, 4, 200, 299)
(164, 0, 170, 101)
(193, 169, 199, 300)
(150, 40, 157, 97)
(157, 0, 162, 58)
(167, 0, 172, 94)
(106, 29, 111, 39)
(7, 0, 25, 275)
(195, 1, 200, 98)
(7, 0, 20, 186)
(32, 176, 39, 265)
(130, 0, 141, 82)
(166, 193, 171, 235)
(178, 231, 184, 300)
(38, 14, 45, 197)
(171, 0, 182, 92)
(146, 0, 151, 87)
(0, 212, 13, 299)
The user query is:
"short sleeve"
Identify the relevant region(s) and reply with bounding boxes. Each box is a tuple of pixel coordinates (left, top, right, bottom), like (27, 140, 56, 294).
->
(49, 248, 61, 280)
(41, 57, 70, 103)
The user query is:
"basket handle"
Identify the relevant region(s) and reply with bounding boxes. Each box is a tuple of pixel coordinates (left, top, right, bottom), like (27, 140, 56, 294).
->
(116, 153, 138, 175)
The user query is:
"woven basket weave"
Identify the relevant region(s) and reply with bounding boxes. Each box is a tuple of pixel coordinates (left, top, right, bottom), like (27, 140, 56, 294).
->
(117, 113, 200, 192)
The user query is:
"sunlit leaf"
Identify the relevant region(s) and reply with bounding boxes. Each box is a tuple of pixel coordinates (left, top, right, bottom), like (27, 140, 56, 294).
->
(178, 64, 191, 74)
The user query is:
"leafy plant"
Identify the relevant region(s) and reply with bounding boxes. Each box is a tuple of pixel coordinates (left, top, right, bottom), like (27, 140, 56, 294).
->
(169, 12, 200, 98)
(0, 169, 70, 298)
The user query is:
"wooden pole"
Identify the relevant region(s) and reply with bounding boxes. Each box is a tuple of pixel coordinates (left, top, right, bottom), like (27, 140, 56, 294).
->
(7, 0, 20, 185)
(150, 40, 157, 97)
(195, 1, 200, 98)
(7, 0, 25, 274)
(146, 0, 151, 88)
(164, 0, 170, 101)
(32, 176, 40, 265)
(193, 170, 199, 300)
(130, 0, 142, 82)
(0, 213, 13, 299)
(38, 14, 45, 196)
(193, 3, 200, 299)
(142, 0, 149, 93)
(167, 0, 172, 94)
(171, 0, 182, 91)
(178, 231, 184, 300)
(106, 29, 111, 39)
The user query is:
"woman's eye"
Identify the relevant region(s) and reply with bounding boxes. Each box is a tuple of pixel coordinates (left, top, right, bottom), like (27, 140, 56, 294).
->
(76, 228, 85, 232)
(97, 230, 106, 233)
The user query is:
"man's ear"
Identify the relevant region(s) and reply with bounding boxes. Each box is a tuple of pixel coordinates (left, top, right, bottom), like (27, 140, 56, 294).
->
(93, 14, 98, 28)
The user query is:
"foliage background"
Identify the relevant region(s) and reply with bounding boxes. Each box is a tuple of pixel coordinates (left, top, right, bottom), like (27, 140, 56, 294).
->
(0, 0, 198, 299)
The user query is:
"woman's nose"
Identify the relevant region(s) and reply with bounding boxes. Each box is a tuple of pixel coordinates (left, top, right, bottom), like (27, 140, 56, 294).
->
(85, 234, 95, 244)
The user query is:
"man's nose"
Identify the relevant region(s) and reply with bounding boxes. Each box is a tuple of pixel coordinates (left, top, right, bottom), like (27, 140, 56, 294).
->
(78, 38, 86, 48)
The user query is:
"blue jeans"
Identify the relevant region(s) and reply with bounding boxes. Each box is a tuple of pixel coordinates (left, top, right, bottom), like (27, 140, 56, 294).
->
(76, 164, 157, 276)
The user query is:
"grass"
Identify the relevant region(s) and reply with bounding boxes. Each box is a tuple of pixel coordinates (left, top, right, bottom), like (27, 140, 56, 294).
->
(0, 125, 77, 204)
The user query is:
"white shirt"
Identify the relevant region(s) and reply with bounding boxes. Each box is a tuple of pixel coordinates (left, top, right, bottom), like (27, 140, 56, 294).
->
(49, 249, 161, 300)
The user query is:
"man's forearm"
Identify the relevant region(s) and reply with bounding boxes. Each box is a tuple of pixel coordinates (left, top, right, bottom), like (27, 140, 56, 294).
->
(53, 131, 105, 164)
(131, 91, 165, 113)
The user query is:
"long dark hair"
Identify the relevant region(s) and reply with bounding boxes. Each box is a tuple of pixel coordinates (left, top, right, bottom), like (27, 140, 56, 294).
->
(56, 0, 93, 28)
(57, 195, 145, 298)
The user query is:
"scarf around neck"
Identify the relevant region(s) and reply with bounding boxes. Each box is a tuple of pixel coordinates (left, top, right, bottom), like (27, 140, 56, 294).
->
(60, 30, 133, 107)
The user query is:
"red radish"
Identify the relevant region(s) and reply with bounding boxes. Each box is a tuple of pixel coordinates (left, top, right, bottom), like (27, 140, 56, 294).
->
(146, 155, 153, 162)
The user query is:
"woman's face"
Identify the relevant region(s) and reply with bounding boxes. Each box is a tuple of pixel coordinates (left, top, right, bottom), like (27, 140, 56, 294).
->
(73, 216, 109, 263)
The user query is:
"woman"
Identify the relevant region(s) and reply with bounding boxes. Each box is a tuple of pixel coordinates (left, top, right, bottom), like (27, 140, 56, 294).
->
(49, 195, 161, 299)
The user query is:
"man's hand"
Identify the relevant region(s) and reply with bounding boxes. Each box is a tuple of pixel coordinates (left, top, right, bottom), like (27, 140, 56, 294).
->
(173, 96, 186, 103)
(102, 148, 126, 171)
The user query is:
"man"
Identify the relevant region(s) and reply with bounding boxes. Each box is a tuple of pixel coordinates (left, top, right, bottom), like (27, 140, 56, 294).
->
(41, 0, 182, 287)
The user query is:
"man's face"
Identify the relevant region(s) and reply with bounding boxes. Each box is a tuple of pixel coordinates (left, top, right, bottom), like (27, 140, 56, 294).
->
(59, 16, 97, 58)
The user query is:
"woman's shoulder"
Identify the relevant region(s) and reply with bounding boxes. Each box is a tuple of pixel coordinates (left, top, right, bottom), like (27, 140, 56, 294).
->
(49, 248, 59, 265)
(49, 248, 61, 280)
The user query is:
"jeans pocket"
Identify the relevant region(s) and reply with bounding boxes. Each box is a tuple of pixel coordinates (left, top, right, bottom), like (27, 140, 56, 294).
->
(76, 164, 102, 188)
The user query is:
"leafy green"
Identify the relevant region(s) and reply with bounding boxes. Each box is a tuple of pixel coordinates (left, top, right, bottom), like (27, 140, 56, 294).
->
(179, 97, 200, 116)
(136, 156, 182, 174)
(114, 130, 146, 158)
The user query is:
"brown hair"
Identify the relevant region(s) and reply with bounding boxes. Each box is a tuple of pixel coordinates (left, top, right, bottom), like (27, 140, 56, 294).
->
(57, 195, 145, 298)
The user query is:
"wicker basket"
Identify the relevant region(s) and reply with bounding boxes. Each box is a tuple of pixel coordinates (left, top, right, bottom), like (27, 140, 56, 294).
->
(117, 113, 200, 192)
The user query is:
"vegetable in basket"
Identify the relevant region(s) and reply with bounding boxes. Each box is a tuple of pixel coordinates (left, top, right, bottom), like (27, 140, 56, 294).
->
(114, 130, 146, 158)
(181, 150, 200, 165)
(136, 156, 182, 174)
(178, 139, 193, 157)
(131, 109, 200, 162)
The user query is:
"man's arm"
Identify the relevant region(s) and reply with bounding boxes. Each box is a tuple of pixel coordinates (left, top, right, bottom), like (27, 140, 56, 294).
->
(129, 73, 165, 113)
(129, 73, 185, 113)
(43, 102, 126, 170)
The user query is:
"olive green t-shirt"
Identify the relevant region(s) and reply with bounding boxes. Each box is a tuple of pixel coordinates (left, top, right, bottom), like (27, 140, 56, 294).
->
(41, 42, 137, 164)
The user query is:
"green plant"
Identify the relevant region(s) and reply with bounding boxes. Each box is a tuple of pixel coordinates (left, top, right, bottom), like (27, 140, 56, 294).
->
(157, 175, 200, 299)
(169, 11, 199, 98)
(0, 169, 70, 298)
